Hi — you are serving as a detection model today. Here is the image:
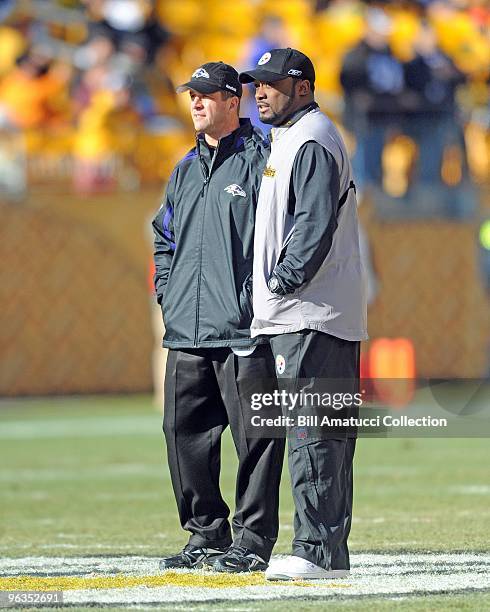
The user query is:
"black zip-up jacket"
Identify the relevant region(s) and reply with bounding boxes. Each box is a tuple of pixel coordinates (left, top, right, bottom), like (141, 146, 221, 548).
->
(152, 119, 268, 349)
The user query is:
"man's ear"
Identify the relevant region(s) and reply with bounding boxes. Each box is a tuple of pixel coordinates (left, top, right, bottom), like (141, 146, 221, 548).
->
(297, 79, 311, 97)
(229, 95, 240, 114)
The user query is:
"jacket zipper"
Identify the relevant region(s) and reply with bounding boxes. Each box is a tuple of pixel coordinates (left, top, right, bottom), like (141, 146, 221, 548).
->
(194, 141, 220, 346)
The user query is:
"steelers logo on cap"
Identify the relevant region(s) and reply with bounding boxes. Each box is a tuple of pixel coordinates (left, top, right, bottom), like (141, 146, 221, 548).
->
(276, 354, 286, 375)
(258, 52, 271, 65)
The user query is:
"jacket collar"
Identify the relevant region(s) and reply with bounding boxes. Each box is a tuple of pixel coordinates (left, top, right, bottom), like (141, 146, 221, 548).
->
(196, 118, 252, 157)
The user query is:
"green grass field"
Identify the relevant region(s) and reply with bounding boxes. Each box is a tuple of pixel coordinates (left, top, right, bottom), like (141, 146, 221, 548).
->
(0, 395, 489, 609)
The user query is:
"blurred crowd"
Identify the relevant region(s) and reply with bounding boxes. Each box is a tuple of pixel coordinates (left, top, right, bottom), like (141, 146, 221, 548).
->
(0, 0, 488, 201)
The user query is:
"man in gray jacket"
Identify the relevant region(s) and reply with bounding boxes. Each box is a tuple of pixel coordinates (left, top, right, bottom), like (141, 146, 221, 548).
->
(153, 62, 284, 573)
(239, 48, 368, 580)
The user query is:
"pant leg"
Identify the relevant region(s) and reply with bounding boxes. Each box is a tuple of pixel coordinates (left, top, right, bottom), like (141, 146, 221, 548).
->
(269, 331, 359, 569)
(163, 349, 232, 548)
(289, 437, 350, 569)
(214, 344, 285, 561)
(331, 437, 356, 570)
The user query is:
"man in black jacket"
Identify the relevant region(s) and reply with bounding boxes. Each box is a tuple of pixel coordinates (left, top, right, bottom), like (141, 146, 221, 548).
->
(153, 62, 284, 573)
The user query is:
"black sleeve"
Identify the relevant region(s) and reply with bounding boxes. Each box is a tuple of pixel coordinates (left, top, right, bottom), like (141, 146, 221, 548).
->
(152, 172, 177, 305)
(270, 142, 340, 295)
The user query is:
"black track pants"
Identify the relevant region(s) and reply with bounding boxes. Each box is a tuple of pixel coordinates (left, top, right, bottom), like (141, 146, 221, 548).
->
(269, 330, 360, 570)
(163, 344, 285, 561)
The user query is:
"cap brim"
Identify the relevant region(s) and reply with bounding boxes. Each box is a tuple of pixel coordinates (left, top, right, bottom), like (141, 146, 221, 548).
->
(176, 81, 221, 94)
(238, 69, 288, 84)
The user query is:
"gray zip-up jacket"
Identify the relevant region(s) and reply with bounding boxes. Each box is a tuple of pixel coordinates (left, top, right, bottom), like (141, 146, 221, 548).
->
(251, 105, 368, 341)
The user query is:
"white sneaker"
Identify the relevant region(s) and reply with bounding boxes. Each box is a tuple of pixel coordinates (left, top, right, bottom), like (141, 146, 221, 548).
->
(265, 555, 350, 581)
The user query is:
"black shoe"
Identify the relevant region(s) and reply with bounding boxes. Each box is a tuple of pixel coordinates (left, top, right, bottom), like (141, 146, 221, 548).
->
(212, 545, 268, 573)
(159, 544, 229, 570)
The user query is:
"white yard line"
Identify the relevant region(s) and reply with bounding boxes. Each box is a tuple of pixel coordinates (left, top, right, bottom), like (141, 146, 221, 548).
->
(62, 577, 490, 606)
(2, 553, 489, 576)
(449, 485, 490, 495)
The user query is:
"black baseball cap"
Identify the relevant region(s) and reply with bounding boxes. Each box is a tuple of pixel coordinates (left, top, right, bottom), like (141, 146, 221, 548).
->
(176, 61, 242, 97)
(239, 48, 315, 86)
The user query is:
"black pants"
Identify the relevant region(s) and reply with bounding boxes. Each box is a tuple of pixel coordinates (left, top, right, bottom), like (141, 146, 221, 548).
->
(163, 344, 285, 561)
(269, 330, 360, 570)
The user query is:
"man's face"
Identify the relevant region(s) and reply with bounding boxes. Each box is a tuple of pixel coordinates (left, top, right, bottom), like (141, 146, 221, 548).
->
(189, 89, 231, 134)
(254, 77, 299, 125)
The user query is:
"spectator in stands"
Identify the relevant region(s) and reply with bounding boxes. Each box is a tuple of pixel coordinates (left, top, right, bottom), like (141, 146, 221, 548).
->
(427, 0, 490, 76)
(340, 7, 407, 188)
(0, 47, 70, 129)
(71, 64, 134, 194)
(83, 0, 169, 66)
(73, 33, 115, 73)
(76, 2, 176, 120)
(403, 20, 467, 185)
(241, 15, 290, 133)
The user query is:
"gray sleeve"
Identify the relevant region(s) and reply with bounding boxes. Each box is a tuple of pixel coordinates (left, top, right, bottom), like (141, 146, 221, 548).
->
(270, 141, 340, 295)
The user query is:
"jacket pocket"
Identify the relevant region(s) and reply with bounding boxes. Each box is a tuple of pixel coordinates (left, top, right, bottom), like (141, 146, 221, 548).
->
(160, 269, 177, 326)
(160, 280, 171, 315)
